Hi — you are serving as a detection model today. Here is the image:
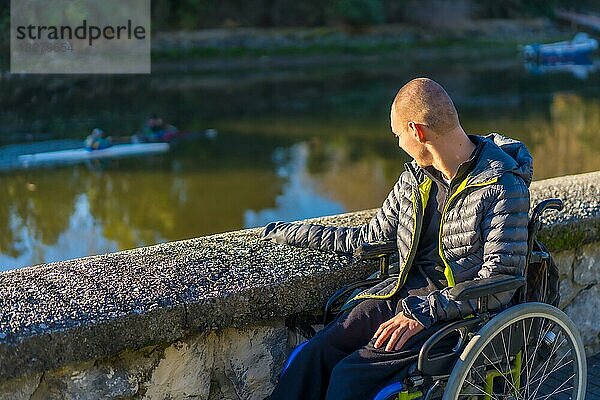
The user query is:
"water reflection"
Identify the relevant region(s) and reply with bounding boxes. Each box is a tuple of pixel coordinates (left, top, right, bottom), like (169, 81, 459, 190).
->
(244, 143, 345, 227)
(0, 194, 120, 268)
(0, 136, 286, 270)
(528, 93, 600, 179)
(525, 60, 598, 80)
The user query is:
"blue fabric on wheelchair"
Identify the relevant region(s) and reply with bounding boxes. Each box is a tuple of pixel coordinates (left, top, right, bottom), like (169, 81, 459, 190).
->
(373, 382, 404, 400)
(281, 340, 309, 375)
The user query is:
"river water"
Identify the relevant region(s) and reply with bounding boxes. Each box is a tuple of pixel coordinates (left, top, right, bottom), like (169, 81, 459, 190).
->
(0, 55, 599, 270)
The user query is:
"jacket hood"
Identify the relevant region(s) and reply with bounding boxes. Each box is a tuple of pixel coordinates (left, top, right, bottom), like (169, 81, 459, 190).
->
(467, 133, 533, 187)
(407, 133, 534, 187)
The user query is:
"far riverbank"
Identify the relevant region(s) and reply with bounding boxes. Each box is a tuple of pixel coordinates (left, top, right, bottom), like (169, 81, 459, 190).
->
(151, 18, 573, 71)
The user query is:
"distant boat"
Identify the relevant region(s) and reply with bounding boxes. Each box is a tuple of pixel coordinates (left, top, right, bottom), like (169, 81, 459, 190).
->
(3, 128, 218, 171)
(523, 32, 598, 63)
(18, 142, 170, 168)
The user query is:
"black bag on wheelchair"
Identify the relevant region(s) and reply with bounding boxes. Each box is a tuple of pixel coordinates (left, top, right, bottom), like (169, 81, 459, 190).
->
(526, 239, 560, 307)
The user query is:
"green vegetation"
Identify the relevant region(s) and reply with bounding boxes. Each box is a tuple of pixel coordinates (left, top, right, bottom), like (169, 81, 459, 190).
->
(152, 36, 527, 60)
(475, 0, 558, 18)
(0, 5, 8, 49)
(148, 0, 598, 31)
(331, 0, 385, 27)
(539, 225, 598, 252)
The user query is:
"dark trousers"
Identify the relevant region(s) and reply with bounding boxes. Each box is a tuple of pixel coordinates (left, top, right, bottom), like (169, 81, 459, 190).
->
(270, 297, 438, 400)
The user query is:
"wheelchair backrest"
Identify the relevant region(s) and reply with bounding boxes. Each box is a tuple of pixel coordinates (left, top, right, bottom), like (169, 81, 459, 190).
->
(522, 198, 563, 307)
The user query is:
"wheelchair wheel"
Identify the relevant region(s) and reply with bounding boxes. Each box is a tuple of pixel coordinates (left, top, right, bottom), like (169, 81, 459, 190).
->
(444, 302, 586, 400)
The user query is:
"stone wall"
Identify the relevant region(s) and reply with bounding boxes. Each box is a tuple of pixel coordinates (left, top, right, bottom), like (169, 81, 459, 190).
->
(0, 171, 598, 400)
(556, 242, 600, 355)
(0, 323, 289, 400)
(529, 172, 600, 354)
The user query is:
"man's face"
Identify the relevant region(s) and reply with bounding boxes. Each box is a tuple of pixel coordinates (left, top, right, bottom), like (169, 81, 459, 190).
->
(390, 110, 432, 167)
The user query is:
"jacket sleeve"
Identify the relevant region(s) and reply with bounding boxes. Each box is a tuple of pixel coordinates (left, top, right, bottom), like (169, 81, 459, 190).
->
(259, 174, 408, 254)
(401, 178, 530, 329)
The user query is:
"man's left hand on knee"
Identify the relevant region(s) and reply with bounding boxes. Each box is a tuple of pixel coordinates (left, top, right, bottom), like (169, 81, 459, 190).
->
(373, 313, 425, 351)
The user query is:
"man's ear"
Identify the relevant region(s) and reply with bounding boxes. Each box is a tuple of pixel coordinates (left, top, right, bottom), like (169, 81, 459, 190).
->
(409, 122, 427, 143)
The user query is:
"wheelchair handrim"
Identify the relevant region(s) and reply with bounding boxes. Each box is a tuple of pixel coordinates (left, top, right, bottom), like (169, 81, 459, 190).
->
(443, 302, 587, 400)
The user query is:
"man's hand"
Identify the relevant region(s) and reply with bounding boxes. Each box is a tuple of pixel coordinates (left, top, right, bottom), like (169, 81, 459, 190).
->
(260, 221, 280, 240)
(373, 312, 424, 351)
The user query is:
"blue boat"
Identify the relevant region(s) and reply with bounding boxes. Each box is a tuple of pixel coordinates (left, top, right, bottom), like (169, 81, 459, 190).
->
(523, 32, 598, 64)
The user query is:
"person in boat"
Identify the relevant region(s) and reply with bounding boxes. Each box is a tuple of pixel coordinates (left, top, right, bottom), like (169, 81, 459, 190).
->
(138, 114, 178, 142)
(84, 128, 113, 151)
(261, 78, 532, 400)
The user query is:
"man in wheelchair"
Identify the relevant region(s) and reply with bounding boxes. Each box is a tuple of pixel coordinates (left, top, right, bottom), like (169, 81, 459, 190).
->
(261, 78, 586, 400)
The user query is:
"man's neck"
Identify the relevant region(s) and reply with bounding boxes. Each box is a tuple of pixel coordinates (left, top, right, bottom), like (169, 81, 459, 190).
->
(430, 127, 476, 181)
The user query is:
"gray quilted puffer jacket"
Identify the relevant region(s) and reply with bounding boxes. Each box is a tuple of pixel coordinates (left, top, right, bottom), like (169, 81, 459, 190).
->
(261, 133, 532, 329)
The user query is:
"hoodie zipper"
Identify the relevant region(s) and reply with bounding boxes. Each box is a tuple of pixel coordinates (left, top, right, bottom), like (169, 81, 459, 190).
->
(438, 176, 499, 287)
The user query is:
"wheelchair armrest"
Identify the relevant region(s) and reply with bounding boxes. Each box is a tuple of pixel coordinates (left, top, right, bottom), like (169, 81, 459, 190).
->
(448, 275, 526, 302)
(418, 317, 482, 376)
(353, 240, 397, 261)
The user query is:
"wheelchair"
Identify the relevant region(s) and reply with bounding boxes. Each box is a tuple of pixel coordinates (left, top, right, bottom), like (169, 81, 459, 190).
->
(282, 199, 587, 400)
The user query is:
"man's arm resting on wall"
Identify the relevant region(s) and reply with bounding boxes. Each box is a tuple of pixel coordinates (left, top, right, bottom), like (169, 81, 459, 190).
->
(401, 179, 530, 329)
(259, 174, 407, 254)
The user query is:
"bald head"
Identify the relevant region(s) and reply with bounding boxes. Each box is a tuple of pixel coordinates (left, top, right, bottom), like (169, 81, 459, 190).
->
(391, 78, 460, 135)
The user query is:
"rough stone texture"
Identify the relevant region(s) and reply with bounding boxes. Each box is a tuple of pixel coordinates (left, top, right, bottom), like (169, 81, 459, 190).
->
(0, 322, 287, 400)
(0, 345, 163, 400)
(554, 250, 582, 309)
(565, 285, 600, 356)
(558, 278, 584, 310)
(573, 243, 600, 286)
(216, 324, 287, 399)
(143, 323, 286, 400)
(143, 335, 214, 399)
(0, 374, 41, 400)
(554, 249, 575, 279)
(0, 171, 598, 398)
